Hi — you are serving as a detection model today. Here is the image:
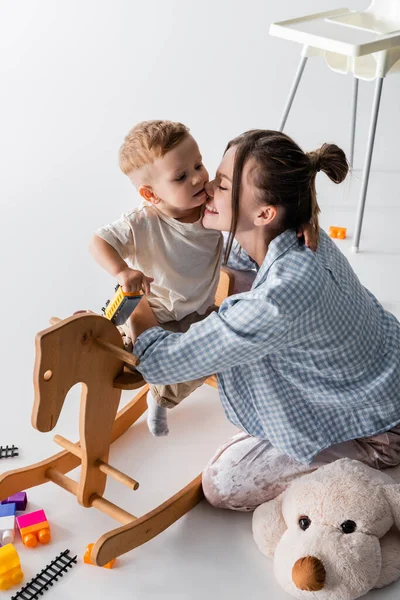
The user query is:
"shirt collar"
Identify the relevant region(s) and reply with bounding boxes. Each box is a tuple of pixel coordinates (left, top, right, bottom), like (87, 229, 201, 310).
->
(253, 229, 300, 288)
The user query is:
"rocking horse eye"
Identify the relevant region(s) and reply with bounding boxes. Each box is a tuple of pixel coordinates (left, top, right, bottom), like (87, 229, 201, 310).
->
(340, 520, 356, 534)
(43, 370, 53, 381)
(299, 516, 311, 531)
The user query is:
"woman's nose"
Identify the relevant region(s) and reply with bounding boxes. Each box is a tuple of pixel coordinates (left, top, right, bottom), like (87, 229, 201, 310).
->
(205, 180, 214, 198)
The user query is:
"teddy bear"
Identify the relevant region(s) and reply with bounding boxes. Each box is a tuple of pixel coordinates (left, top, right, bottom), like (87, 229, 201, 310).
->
(252, 458, 400, 600)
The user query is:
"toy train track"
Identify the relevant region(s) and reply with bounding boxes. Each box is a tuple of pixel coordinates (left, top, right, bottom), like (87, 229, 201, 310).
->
(0, 445, 19, 459)
(11, 549, 77, 600)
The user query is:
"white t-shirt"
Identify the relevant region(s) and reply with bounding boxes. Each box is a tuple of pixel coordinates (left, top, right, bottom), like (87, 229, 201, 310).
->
(95, 203, 223, 323)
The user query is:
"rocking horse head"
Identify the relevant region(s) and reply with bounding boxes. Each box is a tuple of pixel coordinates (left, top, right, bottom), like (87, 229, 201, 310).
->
(32, 313, 124, 432)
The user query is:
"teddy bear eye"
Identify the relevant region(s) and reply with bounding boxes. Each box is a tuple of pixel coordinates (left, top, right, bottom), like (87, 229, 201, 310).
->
(340, 520, 356, 534)
(299, 516, 311, 531)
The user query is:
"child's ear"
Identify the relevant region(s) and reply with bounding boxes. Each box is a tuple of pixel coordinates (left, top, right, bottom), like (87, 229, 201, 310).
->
(139, 186, 160, 204)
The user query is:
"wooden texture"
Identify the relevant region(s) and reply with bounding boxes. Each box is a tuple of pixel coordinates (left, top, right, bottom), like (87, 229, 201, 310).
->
(33, 313, 124, 507)
(114, 367, 145, 390)
(0, 387, 148, 501)
(92, 474, 203, 567)
(95, 337, 140, 368)
(53, 435, 139, 490)
(46, 468, 136, 524)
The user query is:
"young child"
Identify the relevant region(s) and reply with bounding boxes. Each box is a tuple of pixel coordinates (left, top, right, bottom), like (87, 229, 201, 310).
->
(89, 120, 223, 437)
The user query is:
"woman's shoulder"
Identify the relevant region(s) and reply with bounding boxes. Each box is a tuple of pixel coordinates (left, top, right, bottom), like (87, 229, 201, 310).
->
(260, 230, 338, 318)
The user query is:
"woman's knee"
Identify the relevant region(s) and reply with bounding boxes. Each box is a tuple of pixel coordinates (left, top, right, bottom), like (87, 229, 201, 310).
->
(202, 463, 226, 509)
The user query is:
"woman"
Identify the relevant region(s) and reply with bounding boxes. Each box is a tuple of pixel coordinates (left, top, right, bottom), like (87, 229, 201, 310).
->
(131, 130, 400, 511)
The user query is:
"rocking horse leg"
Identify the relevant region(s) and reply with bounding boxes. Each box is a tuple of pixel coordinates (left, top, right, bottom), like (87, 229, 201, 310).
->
(0, 386, 149, 501)
(92, 474, 204, 567)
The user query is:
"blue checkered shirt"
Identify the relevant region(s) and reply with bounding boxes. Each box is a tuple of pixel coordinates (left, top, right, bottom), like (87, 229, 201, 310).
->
(134, 229, 400, 464)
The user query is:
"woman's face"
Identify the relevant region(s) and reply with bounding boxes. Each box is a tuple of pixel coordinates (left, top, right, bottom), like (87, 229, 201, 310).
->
(203, 145, 260, 233)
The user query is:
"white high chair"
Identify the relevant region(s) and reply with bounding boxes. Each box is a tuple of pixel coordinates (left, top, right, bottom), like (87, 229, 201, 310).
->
(270, 1, 400, 252)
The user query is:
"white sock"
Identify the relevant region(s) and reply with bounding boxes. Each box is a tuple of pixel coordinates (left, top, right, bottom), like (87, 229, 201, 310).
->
(147, 391, 169, 437)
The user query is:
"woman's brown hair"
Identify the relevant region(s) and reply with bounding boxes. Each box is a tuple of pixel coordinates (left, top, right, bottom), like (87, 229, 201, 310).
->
(224, 130, 349, 262)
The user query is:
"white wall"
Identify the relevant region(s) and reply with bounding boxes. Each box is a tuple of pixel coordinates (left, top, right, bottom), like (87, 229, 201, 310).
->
(0, 0, 399, 372)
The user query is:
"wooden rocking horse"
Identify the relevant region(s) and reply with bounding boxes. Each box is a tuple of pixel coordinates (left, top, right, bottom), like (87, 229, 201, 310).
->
(0, 267, 255, 567)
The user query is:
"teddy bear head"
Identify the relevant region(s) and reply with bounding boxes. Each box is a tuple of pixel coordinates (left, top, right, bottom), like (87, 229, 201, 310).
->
(252, 459, 400, 600)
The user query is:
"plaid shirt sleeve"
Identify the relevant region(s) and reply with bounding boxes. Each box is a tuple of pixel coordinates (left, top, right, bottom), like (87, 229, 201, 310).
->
(134, 288, 288, 384)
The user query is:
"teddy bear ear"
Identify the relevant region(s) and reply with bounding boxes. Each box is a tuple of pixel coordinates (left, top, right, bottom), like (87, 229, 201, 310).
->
(382, 484, 400, 529)
(252, 492, 287, 558)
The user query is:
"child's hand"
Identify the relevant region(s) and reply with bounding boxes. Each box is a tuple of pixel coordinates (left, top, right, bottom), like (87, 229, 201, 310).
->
(116, 267, 154, 295)
(297, 221, 319, 252)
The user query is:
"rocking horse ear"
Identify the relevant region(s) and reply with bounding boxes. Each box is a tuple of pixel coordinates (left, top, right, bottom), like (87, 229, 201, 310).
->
(383, 484, 400, 530)
(252, 492, 287, 558)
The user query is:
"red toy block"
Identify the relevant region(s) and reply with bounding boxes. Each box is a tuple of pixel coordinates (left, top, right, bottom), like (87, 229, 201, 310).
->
(328, 226, 347, 240)
(16, 509, 51, 548)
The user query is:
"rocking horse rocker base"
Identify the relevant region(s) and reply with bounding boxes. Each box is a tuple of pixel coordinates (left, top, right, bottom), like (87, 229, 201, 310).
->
(0, 314, 210, 567)
(0, 267, 252, 566)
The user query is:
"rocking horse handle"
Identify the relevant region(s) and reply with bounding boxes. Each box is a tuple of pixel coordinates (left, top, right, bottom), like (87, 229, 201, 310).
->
(54, 435, 139, 490)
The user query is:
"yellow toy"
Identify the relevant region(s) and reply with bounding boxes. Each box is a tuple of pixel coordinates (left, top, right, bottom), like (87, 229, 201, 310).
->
(0, 544, 23, 591)
(102, 285, 142, 325)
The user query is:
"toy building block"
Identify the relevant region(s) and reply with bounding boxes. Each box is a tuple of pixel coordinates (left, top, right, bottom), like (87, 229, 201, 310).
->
(84, 543, 116, 569)
(1, 492, 27, 512)
(0, 504, 17, 544)
(0, 544, 23, 591)
(16, 509, 51, 548)
(102, 285, 142, 325)
(328, 226, 347, 240)
(0, 504, 16, 517)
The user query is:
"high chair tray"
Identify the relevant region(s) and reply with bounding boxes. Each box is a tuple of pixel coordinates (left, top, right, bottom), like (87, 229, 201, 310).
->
(269, 8, 400, 57)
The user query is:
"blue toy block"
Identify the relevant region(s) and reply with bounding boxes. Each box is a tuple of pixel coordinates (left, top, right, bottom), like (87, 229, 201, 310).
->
(0, 504, 16, 518)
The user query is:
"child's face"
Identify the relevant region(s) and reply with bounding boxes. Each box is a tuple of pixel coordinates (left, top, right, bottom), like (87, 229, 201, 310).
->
(137, 135, 209, 219)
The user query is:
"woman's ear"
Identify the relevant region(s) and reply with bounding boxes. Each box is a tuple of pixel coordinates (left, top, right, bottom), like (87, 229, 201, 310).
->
(252, 492, 287, 558)
(139, 185, 159, 204)
(254, 205, 278, 227)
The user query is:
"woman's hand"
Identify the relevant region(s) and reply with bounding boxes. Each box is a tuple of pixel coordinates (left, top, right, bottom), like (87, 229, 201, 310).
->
(117, 267, 154, 295)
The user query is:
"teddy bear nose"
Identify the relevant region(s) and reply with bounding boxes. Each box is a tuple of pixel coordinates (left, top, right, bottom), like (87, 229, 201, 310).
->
(292, 556, 326, 591)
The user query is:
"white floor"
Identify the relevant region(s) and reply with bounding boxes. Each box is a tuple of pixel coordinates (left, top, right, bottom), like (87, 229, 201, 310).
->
(1, 169, 400, 599)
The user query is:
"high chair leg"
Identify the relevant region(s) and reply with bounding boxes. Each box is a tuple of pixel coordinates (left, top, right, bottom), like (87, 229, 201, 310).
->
(352, 76, 384, 252)
(279, 54, 308, 131)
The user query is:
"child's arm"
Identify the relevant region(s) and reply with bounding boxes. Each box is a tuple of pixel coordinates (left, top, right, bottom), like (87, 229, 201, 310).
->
(89, 234, 153, 294)
(297, 222, 319, 252)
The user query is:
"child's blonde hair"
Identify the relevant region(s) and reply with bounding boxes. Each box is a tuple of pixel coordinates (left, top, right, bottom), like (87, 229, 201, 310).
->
(119, 120, 190, 175)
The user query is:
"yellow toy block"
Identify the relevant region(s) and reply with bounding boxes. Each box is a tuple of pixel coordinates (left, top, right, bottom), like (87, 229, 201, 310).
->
(0, 544, 23, 590)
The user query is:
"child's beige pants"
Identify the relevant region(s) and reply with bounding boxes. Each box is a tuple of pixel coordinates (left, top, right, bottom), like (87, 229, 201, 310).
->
(150, 309, 216, 408)
(202, 424, 400, 512)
